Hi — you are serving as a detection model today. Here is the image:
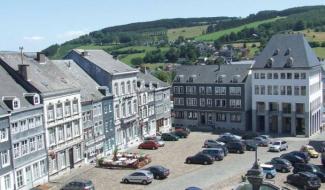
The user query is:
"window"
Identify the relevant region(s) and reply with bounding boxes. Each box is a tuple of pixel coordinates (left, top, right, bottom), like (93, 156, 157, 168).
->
(294, 73, 299, 79)
(273, 73, 278, 79)
(20, 120, 27, 132)
(267, 85, 272, 95)
(187, 111, 198, 120)
(122, 103, 126, 117)
(72, 99, 79, 114)
(280, 73, 285, 79)
(40, 160, 46, 176)
(215, 87, 226, 95)
(207, 99, 213, 107)
(47, 104, 54, 121)
(13, 143, 20, 158)
(133, 100, 137, 114)
(230, 99, 241, 108)
(273, 86, 278, 95)
(114, 83, 119, 95)
(301, 86, 306, 96)
(260, 73, 265, 79)
(127, 101, 132, 115)
(28, 118, 35, 129)
(0, 128, 8, 142)
(199, 98, 205, 107)
(229, 87, 241, 96)
(287, 73, 292, 79)
(56, 102, 63, 119)
(206, 87, 212, 95)
(282, 103, 291, 114)
(174, 98, 184, 106)
(286, 86, 292, 95)
(294, 86, 300, 96)
(230, 113, 241, 122)
(16, 170, 24, 188)
(260, 86, 265, 95)
(76, 144, 82, 161)
(58, 151, 66, 169)
(49, 128, 56, 146)
(254, 73, 259, 79)
(58, 126, 64, 142)
(21, 140, 28, 156)
(267, 73, 272, 79)
(37, 135, 44, 150)
(13, 100, 20, 109)
(280, 86, 286, 95)
(127, 81, 131, 94)
(301, 73, 306, 79)
(33, 162, 40, 179)
(216, 113, 226, 121)
(269, 102, 278, 112)
(121, 82, 125, 95)
(11, 122, 19, 134)
(175, 111, 184, 119)
(1, 150, 10, 167)
(64, 101, 71, 116)
(296, 103, 304, 114)
(199, 86, 205, 95)
(254, 85, 259, 95)
(35, 116, 42, 126)
(73, 121, 80, 137)
(4, 174, 11, 190)
(29, 137, 36, 152)
(186, 98, 197, 106)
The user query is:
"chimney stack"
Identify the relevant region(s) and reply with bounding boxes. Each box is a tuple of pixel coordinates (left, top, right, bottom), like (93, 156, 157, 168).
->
(36, 52, 46, 63)
(81, 51, 89, 56)
(18, 64, 30, 81)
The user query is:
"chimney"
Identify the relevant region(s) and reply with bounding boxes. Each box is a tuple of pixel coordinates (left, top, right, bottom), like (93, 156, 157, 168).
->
(81, 51, 89, 56)
(36, 52, 46, 63)
(18, 64, 30, 81)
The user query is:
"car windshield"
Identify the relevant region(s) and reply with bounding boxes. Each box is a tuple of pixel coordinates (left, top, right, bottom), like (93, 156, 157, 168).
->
(311, 165, 320, 172)
(273, 142, 280, 145)
(308, 147, 315, 151)
(263, 167, 275, 171)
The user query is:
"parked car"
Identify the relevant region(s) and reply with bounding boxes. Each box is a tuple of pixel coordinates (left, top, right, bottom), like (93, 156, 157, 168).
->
(293, 163, 325, 182)
(144, 165, 170, 179)
(266, 157, 292, 172)
(259, 135, 272, 144)
(185, 187, 202, 190)
(287, 172, 321, 190)
(186, 153, 214, 165)
(268, 140, 288, 152)
(301, 145, 319, 158)
(244, 140, 257, 151)
(175, 126, 191, 134)
(203, 139, 225, 148)
(60, 179, 95, 190)
(281, 153, 305, 166)
(242, 133, 258, 140)
(227, 141, 246, 154)
(144, 136, 165, 147)
(261, 164, 277, 179)
(220, 133, 242, 140)
(217, 135, 239, 144)
(254, 137, 269, 147)
(172, 130, 188, 138)
(161, 133, 179, 141)
(138, 140, 159, 150)
(289, 151, 310, 163)
(201, 148, 224, 161)
(122, 170, 154, 185)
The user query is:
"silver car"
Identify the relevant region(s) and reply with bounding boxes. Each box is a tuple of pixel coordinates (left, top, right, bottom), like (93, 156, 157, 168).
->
(122, 170, 154, 185)
(203, 139, 225, 148)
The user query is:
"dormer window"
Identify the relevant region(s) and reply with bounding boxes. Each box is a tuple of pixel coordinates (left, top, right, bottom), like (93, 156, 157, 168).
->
(218, 75, 226, 83)
(285, 48, 291, 56)
(232, 75, 240, 83)
(188, 75, 196, 83)
(265, 58, 273, 68)
(273, 48, 280, 56)
(13, 99, 20, 110)
(24, 93, 40, 105)
(284, 57, 294, 68)
(33, 94, 40, 105)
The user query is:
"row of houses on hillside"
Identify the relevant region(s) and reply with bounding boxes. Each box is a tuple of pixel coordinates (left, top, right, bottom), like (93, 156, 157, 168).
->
(172, 34, 323, 138)
(0, 49, 172, 190)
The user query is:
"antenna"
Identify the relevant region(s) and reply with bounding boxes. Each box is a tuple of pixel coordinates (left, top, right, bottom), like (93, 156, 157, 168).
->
(19, 46, 24, 65)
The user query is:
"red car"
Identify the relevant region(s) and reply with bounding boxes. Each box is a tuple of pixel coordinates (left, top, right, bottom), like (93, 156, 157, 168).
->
(138, 140, 159, 150)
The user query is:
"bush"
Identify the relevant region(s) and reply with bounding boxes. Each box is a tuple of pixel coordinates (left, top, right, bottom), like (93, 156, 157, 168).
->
(131, 57, 143, 66)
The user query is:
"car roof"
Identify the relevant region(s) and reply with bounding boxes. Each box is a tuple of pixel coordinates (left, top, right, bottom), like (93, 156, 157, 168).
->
(203, 148, 222, 151)
(134, 170, 151, 174)
(261, 164, 274, 168)
(70, 179, 92, 183)
(299, 171, 318, 177)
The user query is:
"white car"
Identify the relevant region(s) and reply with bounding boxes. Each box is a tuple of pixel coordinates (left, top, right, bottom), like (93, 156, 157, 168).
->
(122, 170, 154, 185)
(269, 140, 288, 152)
(203, 139, 225, 148)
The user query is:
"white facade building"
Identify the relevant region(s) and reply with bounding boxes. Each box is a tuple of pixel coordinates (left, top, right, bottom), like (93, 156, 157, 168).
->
(251, 34, 322, 137)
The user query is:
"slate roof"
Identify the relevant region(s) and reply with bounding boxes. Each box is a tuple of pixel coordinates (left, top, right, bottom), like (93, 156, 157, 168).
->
(174, 64, 252, 84)
(0, 64, 34, 111)
(52, 60, 111, 102)
(0, 52, 79, 94)
(137, 71, 169, 88)
(253, 34, 320, 69)
(71, 49, 138, 75)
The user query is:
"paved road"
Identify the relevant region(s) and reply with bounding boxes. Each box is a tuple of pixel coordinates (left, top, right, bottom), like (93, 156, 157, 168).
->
(49, 132, 323, 190)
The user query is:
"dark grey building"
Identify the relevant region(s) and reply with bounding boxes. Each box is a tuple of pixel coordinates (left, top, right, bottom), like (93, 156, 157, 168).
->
(172, 63, 252, 131)
(0, 64, 48, 190)
(53, 60, 115, 163)
(0, 104, 13, 190)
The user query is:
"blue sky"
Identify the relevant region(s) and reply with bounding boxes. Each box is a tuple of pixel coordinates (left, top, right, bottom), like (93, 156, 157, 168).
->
(1, 0, 324, 51)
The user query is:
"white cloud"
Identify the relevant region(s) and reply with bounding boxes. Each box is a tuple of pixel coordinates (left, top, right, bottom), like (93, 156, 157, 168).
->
(57, 30, 88, 39)
(23, 36, 45, 41)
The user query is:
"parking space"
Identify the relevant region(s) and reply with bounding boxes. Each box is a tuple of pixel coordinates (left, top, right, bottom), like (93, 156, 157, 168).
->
(49, 132, 324, 190)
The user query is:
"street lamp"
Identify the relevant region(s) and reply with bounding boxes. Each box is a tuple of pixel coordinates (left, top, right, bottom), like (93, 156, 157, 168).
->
(246, 146, 264, 190)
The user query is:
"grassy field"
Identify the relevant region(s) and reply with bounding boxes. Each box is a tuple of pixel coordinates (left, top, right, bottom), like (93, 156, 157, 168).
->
(167, 25, 208, 41)
(300, 30, 325, 42)
(195, 17, 285, 42)
(313, 47, 325, 59)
